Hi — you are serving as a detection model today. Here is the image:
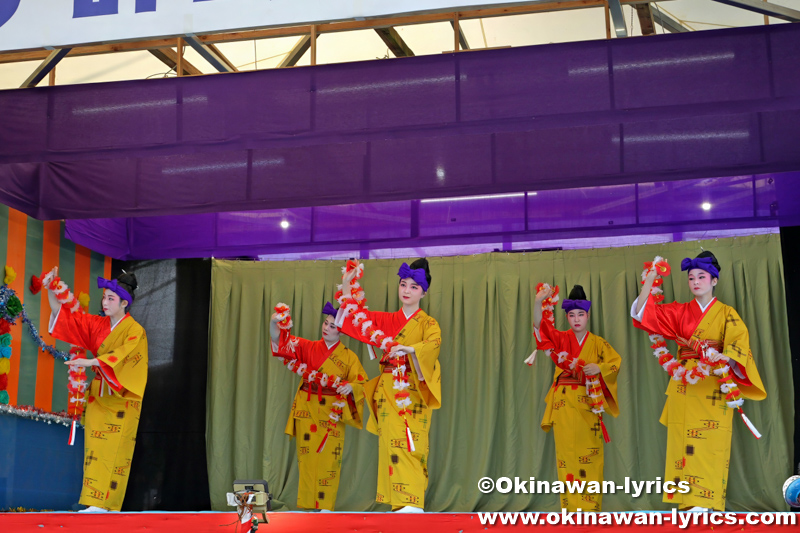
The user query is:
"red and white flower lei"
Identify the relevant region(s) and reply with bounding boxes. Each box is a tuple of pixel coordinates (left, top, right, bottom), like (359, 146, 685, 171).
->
(272, 303, 349, 453)
(551, 347, 611, 443)
(40, 269, 90, 445)
(66, 346, 88, 445)
(641, 258, 761, 439)
(335, 261, 416, 452)
(525, 283, 559, 366)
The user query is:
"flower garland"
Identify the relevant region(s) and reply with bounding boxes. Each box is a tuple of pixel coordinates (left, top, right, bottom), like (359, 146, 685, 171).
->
(335, 261, 416, 453)
(641, 258, 761, 439)
(67, 346, 89, 445)
(0, 403, 78, 427)
(0, 299, 16, 406)
(642, 258, 715, 386)
(551, 347, 611, 443)
(525, 283, 559, 366)
(273, 304, 349, 453)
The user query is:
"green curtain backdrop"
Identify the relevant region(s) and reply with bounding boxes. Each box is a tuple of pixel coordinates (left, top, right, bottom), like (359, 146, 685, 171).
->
(206, 234, 792, 512)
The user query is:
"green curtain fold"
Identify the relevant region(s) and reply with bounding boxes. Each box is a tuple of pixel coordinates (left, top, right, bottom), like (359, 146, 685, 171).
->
(207, 234, 792, 512)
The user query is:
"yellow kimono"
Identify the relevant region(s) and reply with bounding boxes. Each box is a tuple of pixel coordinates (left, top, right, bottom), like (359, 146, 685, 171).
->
(50, 306, 148, 511)
(340, 308, 442, 509)
(537, 321, 621, 512)
(273, 337, 366, 510)
(635, 297, 766, 510)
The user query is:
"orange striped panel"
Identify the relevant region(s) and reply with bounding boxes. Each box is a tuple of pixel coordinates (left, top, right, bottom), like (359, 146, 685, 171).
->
(104, 256, 112, 280)
(74, 244, 92, 312)
(5, 209, 27, 405)
(34, 220, 60, 411)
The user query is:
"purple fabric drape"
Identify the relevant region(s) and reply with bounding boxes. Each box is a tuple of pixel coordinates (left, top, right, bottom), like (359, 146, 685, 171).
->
(1, 24, 800, 223)
(65, 173, 799, 260)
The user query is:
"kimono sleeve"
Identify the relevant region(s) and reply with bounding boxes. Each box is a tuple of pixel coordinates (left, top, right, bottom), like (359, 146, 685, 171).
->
(341, 349, 368, 428)
(339, 309, 397, 345)
(408, 315, 442, 409)
(635, 299, 685, 340)
(721, 308, 766, 401)
(96, 323, 148, 399)
(597, 338, 622, 418)
(272, 334, 315, 366)
(49, 304, 107, 352)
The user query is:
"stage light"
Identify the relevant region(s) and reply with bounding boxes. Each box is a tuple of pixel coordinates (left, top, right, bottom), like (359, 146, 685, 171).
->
(228, 479, 272, 531)
(280, 220, 290, 229)
(701, 202, 712, 211)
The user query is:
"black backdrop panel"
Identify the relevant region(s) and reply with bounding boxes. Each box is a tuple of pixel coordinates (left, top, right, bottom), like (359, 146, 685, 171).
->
(111, 258, 211, 511)
(780, 227, 800, 488)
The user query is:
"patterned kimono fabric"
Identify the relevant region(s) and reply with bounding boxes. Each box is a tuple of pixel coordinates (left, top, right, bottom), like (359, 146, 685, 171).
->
(537, 319, 621, 512)
(49, 305, 148, 511)
(272, 337, 366, 510)
(634, 298, 766, 510)
(339, 309, 442, 510)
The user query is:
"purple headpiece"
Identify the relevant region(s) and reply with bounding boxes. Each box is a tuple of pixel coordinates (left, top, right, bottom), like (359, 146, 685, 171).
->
(562, 299, 591, 313)
(322, 301, 337, 318)
(97, 277, 133, 307)
(397, 262, 429, 292)
(681, 257, 720, 278)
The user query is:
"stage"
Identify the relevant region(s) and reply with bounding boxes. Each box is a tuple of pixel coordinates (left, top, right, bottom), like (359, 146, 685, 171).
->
(0, 511, 795, 532)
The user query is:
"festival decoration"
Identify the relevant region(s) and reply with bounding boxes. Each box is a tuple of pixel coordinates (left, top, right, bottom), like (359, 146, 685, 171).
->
(0, 266, 87, 431)
(4, 266, 17, 285)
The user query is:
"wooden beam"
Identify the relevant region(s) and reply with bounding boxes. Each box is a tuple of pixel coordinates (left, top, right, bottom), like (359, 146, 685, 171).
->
(450, 19, 470, 50)
(206, 43, 239, 72)
(310, 25, 317, 66)
(0, 0, 671, 65)
(374, 27, 415, 57)
(20, 48, 70, 88)
(278, 35, 312, 68)
(633, 3, 656, 35)
(150, 45, 202, 76)
(604, 1, 611, 39)
(453, 13, 461, 52)
(177, 38, 183, 77)
(184, 34, 236, 72)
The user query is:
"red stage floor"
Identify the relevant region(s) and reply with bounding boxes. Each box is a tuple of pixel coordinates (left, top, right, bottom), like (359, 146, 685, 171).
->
(0, 511, 796, 532)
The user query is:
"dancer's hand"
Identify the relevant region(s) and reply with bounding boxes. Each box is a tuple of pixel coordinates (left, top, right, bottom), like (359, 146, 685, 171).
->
(584, 363, 601, 376)
(524, 351, 537, 366)
(336, 383, 353, 396)
(535, 285, 552, 303)
(343, 261, 360, 284)
(43, 266, 58, 288)
(389, 344, 413, 356)
(270, 312, 280, 324)
(705, 348, 729, 363)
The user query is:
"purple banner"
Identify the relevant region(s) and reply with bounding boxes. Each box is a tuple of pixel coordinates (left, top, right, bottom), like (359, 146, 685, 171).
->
(65, 173, 798, 260)
(1, 24, 800, 221)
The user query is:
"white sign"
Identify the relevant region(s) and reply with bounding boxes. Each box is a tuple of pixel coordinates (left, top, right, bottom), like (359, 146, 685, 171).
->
(0, 0, 534, 53)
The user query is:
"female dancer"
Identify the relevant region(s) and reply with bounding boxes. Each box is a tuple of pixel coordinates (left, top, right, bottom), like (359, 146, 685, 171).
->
(336, 258, 441, 512)
(270, 302, 367, 511)
(46, 268, 147, 512)
(534, 284, 621, 512)
(632, 251, 766, 511)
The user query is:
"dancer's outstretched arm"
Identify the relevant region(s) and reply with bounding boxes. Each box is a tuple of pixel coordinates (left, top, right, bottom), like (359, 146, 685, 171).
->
(532, 284, 552, 330)
(634, 266, 660, 316)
